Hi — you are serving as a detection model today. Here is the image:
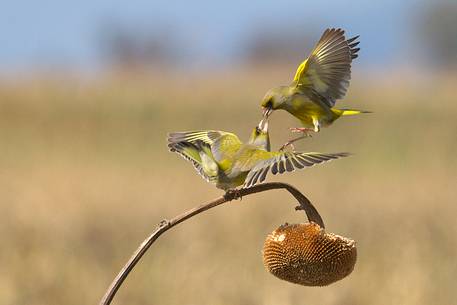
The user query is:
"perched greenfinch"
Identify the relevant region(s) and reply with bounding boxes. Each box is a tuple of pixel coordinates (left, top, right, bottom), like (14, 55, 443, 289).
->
(261, 28, 367, 135)
(168, 119, 349, 191)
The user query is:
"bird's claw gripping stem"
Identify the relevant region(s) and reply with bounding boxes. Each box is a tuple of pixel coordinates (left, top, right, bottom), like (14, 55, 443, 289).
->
(224, 189, 243, 201)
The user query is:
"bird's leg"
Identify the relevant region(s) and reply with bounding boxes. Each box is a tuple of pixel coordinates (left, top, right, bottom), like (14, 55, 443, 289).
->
(289, 127, 315, 137)
(280, 128, 314, 151)
(279, 134, 306, 151)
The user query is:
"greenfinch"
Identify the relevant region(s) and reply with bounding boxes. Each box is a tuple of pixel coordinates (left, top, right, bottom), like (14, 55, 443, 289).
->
(168, 119, 349, 191)
(261, 28, 367, 135)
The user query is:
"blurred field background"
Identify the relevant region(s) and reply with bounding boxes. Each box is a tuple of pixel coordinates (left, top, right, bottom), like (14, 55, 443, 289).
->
(2, 1, 457, 305)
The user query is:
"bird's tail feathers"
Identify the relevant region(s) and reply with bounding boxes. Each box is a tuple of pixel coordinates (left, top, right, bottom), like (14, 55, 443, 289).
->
(332, 108, 372, 116)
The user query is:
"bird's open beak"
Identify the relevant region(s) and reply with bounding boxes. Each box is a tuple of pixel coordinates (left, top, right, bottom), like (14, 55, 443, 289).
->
(258, 117, 269, 133)
(262, 106, 273, 118)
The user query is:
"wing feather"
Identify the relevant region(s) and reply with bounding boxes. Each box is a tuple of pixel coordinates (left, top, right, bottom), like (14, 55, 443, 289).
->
(168, 141, 216, 183)
(168, 130, 233, 146)
(250, 170, 262, 186)
(244, 152, 349, 188)
(290, 156, 305, 169)
(285, 158, 294, 172)
(168, 130, 242, 163)
(278, 156, 286, 174)
(293, 28, 360, 107)
(167, 130, 242, 183)
(259, 165, 270, 182)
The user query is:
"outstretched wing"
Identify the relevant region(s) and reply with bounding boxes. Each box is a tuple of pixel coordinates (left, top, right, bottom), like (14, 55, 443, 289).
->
(167, 140, 216, 182)
(168, 130, 235, 146)
(243, 151, 350, 188)
(168, 130, 242, 163)
(293, 28, 360, 107)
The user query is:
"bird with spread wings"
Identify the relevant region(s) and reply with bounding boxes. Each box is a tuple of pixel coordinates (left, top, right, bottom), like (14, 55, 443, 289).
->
(168, 119, 348, 191)
(261, 28, 368, 148)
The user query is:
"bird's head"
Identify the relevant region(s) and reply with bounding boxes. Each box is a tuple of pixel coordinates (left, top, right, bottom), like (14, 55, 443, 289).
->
(261, 86, 289, 118)
(249, 118, 271, 151)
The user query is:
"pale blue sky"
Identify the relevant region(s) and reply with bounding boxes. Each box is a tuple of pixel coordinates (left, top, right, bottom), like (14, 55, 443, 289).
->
(0, 0, 431, 71)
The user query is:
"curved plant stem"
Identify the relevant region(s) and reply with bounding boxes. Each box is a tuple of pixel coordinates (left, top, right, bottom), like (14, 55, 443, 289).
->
(99, 182, 323, 305)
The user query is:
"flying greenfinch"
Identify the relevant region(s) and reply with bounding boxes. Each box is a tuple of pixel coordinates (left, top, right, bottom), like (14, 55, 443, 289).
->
(261, 28, 368, 136)
(168, 119, 349, 191)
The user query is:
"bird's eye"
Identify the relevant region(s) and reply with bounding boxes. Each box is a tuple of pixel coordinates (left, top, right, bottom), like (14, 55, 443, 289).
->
(266, 98, 273, 108)
(255, 127, 261, 134)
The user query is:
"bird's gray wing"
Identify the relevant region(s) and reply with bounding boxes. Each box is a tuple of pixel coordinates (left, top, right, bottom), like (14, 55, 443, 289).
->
(167, 130, 240, 181)
(243, 151, 350, 188)
(167, 141, 216, 183)
(293, 28, 360, 107)
(167, 130, 242, 165)
(167, 130, 236, 147)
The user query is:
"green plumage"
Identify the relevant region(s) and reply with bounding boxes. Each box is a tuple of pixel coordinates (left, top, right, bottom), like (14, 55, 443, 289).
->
(168, 122, 349, 191)
(261, 28, 367, 132)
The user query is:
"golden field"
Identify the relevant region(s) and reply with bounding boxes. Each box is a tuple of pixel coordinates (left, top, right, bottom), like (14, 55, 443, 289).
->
(1, 67, 456, 305)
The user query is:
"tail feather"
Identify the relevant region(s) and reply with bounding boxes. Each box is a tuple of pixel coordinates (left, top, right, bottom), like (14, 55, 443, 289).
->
(332, 108, 371, 116)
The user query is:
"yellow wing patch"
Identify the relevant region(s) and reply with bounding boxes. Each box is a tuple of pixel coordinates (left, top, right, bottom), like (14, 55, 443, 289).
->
(293, 59, 308, 84)
(292, 28, 360, 107)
